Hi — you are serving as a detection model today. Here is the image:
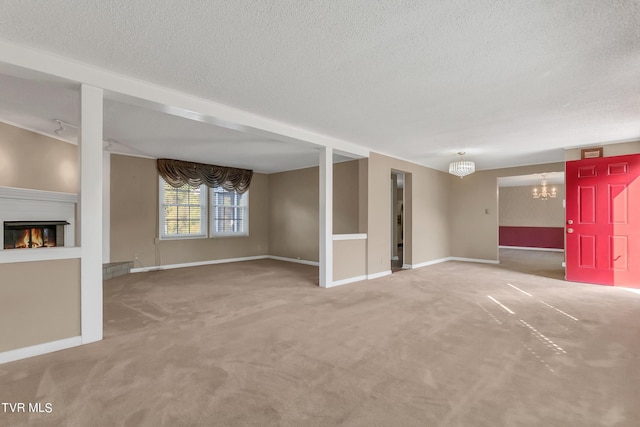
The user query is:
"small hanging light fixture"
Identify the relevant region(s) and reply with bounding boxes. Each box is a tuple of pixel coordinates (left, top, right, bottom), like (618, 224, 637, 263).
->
(532, 173, 557, 200)
(448, 152, 476, 178)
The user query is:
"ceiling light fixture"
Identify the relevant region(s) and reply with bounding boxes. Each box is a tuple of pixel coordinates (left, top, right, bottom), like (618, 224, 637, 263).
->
(532, 174, 557, 200)
(448, 152, 475, 178)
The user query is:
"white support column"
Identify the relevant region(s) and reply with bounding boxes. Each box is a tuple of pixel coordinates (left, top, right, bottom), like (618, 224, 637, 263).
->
(79, 84, 103, 344)
(319, 147, 333, 288)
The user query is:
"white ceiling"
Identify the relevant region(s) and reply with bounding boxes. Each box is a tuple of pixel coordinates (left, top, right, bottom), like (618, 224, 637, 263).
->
(0, 1, 639, 173)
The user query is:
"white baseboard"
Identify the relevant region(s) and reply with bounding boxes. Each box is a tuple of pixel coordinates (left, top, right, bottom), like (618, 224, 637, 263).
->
(329, 275, 367, 287)
(404, 256, 499, 269)
(367, 270, 392, 280)
(404, 257, 451, 269)
(130, 255, 321, 273)
(267, 255, 319, 266)
(499, 246, 564, 253)
(0, 336, 82, 365)
(130, 255, 270, 273)
(449, 257, 500, 264)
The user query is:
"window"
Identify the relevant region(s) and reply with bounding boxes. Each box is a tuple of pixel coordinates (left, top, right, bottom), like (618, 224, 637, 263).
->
(159, 178, 249, 239)
(159, 180, 207, 239)
(210, 187, 249, 237)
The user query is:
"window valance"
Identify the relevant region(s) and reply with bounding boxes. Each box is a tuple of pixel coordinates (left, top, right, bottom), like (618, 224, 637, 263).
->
(157, 158, 253, 194)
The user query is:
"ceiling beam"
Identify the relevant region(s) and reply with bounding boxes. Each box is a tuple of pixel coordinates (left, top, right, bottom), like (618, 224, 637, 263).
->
(0, 40, 369, 160)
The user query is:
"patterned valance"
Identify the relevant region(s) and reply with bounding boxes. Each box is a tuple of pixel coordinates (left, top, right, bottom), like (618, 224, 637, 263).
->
(157, 159, 253, 194)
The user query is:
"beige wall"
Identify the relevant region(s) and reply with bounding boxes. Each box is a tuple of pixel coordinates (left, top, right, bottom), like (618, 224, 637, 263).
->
(499, 185, 565, 227)
(110, 154, 270, 267)
(0, 124, 81, 353)
(367, 152, 451, 275)
(358, 158, 368, 233)
(0, 259, 81, 352)
(268, 166, 319, 261)
(450, 162, 565, 261)
(268, 160, 361, 262)
(0, 121, 78, 193)
(333, 239, 367, 281)
(110, 155, 158, 266)
(334, 161, 360, 234)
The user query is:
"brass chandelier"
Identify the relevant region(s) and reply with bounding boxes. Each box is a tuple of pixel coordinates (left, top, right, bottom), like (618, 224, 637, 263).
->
(532, 174, 557, 200)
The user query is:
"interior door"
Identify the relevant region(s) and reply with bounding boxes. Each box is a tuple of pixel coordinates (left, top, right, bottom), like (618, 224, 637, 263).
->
(565, 154, 640, 287)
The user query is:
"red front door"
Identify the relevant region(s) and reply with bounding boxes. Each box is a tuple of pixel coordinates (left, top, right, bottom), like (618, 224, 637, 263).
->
(565, 154, 640, 287)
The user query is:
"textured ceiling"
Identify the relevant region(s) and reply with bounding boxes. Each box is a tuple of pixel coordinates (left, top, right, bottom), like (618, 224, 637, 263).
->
(0, 1, 639, 172)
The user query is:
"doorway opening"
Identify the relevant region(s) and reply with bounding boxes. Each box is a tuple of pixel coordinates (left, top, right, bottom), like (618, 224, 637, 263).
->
(497, 172, 565, 278)
(391, 171, 405, 272)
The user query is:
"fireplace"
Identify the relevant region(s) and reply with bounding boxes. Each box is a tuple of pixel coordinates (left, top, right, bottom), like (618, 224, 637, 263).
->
(3, 221, 69, 249)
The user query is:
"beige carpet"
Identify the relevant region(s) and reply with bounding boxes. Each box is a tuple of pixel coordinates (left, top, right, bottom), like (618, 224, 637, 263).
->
(2, 251, 640, 426)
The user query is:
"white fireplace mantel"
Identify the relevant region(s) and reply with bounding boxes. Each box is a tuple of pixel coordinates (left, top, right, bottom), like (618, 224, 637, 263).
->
(0, 186, 79, 263)
(0, 186, 78, 204)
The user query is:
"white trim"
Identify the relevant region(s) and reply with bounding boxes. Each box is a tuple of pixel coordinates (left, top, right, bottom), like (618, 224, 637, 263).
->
(332, 233, 367, 241)
(128, 256, 500, 276)
(367, 270, 392, 280)
(0, 186, 77, 203)
(405, 257, 500, 268)
(268, 255, 320, 267)
(450, 257, 500, 264)
(130, 255, 270, 273)
(499, 245, 564, 253)
(79, 84, 104, 345)
(403, 257, 451, 269)
(319, 147, 333, 288)
(0, 247, 81, 264)
(158, 234, 208, 241)
(0, 336, 82, 365)
(328, 275, 367, 287)
(621, 287, 640, 295)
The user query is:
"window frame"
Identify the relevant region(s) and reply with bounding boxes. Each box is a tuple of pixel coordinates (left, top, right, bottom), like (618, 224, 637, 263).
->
(158, 177, 250, 240)
(209, 187, 249, 238)
(158, 179, 208, 240)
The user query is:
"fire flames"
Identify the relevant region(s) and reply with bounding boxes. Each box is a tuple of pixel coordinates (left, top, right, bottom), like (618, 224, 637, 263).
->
(31, 229, 43, 248)
(15, 230, 30, 249)
(13, 228, 53, 249)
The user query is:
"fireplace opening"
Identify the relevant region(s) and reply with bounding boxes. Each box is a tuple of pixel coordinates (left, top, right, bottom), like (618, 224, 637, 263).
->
(3, 221, 68, 249)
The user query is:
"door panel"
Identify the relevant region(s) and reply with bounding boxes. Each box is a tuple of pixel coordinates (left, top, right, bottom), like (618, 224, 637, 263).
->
(610, 235, 627, 271)
(566, 154, 640, 287)
(609, 184, 627, 223)
(578, 235, 596, 268)
(578, 186, 596, 223)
